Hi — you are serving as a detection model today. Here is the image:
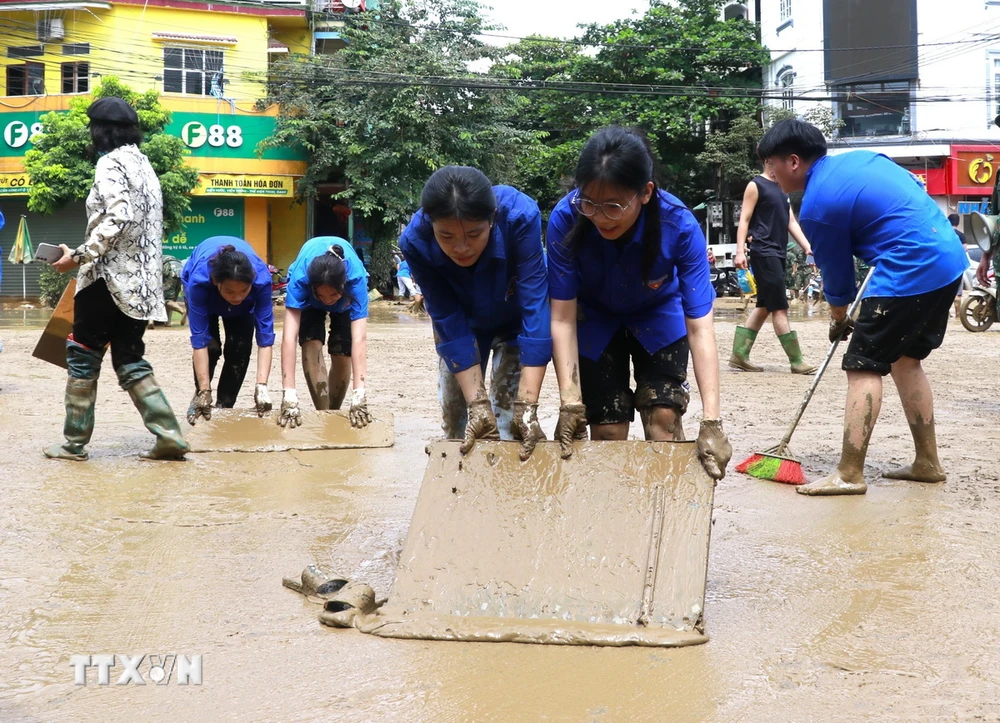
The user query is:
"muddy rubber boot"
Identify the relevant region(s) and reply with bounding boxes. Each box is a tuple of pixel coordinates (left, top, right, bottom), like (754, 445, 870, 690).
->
(778, 331, 817, 375)
(125, 376, 190, 460)
(728, 326, 764, 372)
(44, 378, 98, 461)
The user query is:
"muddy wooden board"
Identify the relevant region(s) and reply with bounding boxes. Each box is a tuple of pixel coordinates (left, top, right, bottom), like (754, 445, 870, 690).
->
(185, 409, 394, 452)
(32, 278, 76, 369)
(358, 439, 715, 647)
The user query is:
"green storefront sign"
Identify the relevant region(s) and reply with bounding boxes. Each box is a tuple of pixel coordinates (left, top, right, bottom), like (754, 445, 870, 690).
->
(1, 110, 304, 160)
(164, 197, 244, 260)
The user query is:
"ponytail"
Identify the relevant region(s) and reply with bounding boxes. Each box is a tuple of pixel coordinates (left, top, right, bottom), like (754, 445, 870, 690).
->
(307, 245, 348, 297)
(209, 244, 255, 285)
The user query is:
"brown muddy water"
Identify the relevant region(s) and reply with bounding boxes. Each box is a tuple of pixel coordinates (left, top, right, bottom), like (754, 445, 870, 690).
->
(1, 302, 1000, 720)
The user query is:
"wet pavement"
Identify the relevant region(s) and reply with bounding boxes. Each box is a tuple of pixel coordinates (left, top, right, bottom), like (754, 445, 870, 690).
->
(1, 302, 1000, 720)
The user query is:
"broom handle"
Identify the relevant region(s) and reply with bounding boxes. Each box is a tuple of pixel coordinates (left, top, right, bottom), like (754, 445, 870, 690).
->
(775, 266, 876, 451)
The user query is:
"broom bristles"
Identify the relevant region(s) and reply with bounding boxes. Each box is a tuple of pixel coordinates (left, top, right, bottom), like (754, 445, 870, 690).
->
(736, 452, 807, 485)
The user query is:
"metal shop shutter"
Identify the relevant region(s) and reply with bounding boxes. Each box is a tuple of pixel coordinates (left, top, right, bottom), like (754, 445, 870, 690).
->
(0, 200, 86, 298)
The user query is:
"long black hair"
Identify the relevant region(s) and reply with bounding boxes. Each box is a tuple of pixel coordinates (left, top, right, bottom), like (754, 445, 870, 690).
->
(307, 244, 348, 297)
(563, 126, 662, 282)
(421, 166, 497, 222)
(209, 245, 255, 285)
(90, 122, 144, 154)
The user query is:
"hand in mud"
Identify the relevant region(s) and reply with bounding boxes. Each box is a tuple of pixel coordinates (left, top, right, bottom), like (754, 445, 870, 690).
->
(510, 400, 546, 461)
(696, 419, 732, 481)
(829, 316, 855, 343)
(554, 402, 588, 460)
(460, 398, 499, 455)
(348, 388, 372, 429)
(278, 389, 302, 429)
(186, 389, 213, 426)
(254, 384, 272, 417)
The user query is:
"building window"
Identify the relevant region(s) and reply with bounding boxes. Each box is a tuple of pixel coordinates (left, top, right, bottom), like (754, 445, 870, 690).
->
(780, 0, 792, 20)
(62, 43, 90, 55)
(62, 62, 89, 93)
(778, 69, 796, 111)
(163, 48, 223, 95)
(8, 45, 44, 59)
(723, 3, 748, 21)
(990, 52, 1000, 125)
(6, 63, 45, 96)
(837, 81, 912, 137)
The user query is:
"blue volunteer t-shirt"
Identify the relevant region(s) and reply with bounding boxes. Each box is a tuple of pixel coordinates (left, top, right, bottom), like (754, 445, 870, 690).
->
(800, 152, 969, 306)
(547, 188, 715, 361)
(285, 236, 369, 320)
(399, 185, 552, 373)
(397, 260, 411, 279)
(181, 236, 275, 350)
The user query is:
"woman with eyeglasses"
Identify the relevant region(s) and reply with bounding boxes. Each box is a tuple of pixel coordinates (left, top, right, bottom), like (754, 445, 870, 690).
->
(547, 126, 731, 480)
(278, 236, 372, 429)
(399, 166, 551, 459)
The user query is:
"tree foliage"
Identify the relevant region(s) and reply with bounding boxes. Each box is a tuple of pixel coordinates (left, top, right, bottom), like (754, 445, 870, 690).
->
(23, 77, 199, 234)
(264, 0, 537, 286)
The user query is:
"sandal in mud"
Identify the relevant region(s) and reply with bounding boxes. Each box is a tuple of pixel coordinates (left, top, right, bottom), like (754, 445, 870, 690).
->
(318, 582, 378, 628)
(282, 565, 349, 603)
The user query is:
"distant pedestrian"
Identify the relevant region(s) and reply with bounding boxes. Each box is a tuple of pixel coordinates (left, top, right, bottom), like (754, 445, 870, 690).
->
(948, 213, 966, 245)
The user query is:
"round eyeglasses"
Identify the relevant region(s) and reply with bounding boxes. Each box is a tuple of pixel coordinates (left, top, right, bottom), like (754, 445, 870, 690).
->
(572, 191, 639, 221)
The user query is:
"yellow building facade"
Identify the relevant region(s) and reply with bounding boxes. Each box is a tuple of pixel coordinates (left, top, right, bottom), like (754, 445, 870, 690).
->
(0, 0, 311, 277)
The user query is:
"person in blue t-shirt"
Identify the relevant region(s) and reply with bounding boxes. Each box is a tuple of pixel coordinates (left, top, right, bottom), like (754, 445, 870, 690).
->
(181, 236, 275, 424)
(547, 126, 731, 479)
(758, 119, 968, 496)
(400, 166, 551, 458)
(279, 236, 371, 429)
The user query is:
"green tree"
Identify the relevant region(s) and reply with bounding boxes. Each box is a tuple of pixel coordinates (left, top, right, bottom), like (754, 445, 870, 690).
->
(23, 77, 199, 234)
(264, 0, 537, 286)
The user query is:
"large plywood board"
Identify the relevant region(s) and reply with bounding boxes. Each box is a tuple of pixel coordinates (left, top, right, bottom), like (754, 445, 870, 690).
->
(358, 440, 715, 647)
(32, 278, 76, 369)
(185, 409, 394, 452)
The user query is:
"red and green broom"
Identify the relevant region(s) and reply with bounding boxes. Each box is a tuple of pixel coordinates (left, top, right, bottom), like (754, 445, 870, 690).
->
(737, 268, 875, 485)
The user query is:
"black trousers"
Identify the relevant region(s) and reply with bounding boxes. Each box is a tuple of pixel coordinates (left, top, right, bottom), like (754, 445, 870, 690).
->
(72, 279, 148, 372)
(195, 314, 255, 407)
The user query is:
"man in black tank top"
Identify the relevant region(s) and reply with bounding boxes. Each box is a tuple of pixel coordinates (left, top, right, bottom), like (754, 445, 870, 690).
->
(729, 167, 817, 374)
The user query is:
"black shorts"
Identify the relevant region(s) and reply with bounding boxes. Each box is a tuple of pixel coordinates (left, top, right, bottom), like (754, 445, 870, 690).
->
(298, 307, 352, 356)
(750, 254, 789, 311)
(579, 328, 690, 426)
(843, 277, 962, 376)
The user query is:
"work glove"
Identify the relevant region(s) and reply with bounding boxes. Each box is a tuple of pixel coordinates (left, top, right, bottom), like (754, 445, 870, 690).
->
(696, 419, 732, 481)
(554, 402, 588, 460)
(829, 316, 855, 343)
(254, 384, 272, 417)
(348, 387, 372, 428)
(460, 398, 499, 455)
(187, 388, 213, 426)
(278, 389, 302, 429)
(510, 400, 546, 461)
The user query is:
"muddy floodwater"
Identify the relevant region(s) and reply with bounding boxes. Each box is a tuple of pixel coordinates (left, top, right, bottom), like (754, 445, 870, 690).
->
(2, 301, 1000, 720)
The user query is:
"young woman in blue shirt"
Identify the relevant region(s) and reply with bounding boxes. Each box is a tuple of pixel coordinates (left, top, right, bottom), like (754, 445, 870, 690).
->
(278, 236, 372, 429)
(182, 236, 275, 424)
(547, 126, 731, 479)
(399, 166, 552, 458)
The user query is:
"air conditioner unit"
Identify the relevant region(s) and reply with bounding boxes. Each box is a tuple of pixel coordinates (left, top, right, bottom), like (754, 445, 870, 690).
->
(37, 18, 65, 42)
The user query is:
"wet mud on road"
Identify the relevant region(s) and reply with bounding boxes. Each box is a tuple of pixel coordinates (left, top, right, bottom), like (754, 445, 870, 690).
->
(1, 303, 1000, 720)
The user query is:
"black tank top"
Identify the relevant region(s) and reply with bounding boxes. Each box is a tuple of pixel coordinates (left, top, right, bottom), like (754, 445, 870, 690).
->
(748, 176, 790, 258)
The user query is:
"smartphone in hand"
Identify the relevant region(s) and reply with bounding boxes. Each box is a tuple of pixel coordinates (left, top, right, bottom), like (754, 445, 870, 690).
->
(35, 243, 64, 264)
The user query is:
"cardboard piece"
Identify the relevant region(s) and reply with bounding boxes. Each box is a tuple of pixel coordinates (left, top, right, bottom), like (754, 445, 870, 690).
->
(358, 440, 716, 647)
(185, 409, 394, 453)
(32, 278, 76, 369)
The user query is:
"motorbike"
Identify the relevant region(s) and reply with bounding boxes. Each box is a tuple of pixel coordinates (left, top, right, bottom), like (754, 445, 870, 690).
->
(960, 282, 997, 332)
(269, 264, 288, 305)
(709, 266, 742, 297)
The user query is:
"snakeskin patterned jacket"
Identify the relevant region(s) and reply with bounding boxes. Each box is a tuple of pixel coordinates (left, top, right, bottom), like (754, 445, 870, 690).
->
(72, 144, 167, 322)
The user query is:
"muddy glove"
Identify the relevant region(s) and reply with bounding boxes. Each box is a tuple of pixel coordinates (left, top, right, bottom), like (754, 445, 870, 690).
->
(696, 419, 732, 481)
(829, 316, 855, 343)
(278, 389, 302, 429)
(348, 387, 372, 428)
(511, 400, 546, 461)
(187, 389, 213, 426)
(254, 384, 272, 417)
(460, 398, 499, 455)
(554, 402, 588, 460)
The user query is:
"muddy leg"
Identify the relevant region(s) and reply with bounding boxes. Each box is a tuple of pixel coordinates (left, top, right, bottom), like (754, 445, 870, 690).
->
(744, 306, 770, 332)
(639, 406, 678, 441)
(798, 371, 882, 496)
(327, 355, 351, 410)
(591, 423, 629, 441)
(489, 341, 521, 442)
(438, 356, 467, 439)
(883, 356, 946, 483)
(302, 340, 330, 410)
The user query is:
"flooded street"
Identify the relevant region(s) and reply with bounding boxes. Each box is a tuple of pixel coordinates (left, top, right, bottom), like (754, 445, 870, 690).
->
(1, 302, 1000, 720)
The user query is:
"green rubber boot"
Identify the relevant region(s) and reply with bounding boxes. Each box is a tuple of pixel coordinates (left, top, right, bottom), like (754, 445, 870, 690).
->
(125, 375, 190, 460)
(728, 326, 764, 372)
(779, 331, 817, 375)
(44, 378, 97, 461)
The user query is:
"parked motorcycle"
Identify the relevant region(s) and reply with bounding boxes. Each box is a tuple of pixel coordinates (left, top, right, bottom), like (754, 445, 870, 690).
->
(269, 264, 288, 305)
(960, 283, 998, 332)
(709, 266, 741, 297)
